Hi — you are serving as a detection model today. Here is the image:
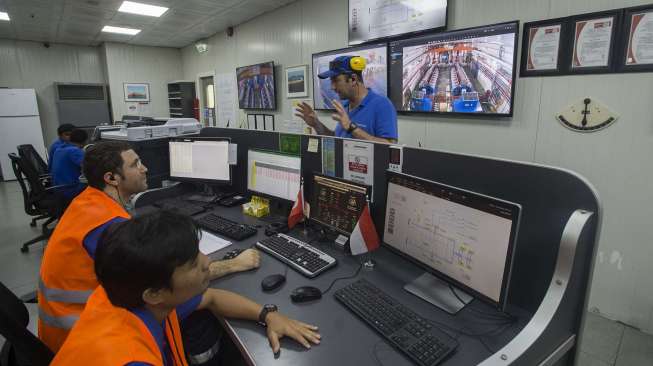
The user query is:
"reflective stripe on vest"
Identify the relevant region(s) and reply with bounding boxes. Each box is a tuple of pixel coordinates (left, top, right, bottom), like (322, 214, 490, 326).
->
(39, 279, 93, 304)
(38, 307, 79, 330)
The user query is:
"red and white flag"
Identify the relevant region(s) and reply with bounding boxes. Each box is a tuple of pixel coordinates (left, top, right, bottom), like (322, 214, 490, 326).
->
(287, 183, 304, 229)
(349, 203, 380, 255)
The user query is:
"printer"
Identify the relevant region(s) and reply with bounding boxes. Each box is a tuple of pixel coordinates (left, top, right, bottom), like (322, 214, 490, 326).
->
(101, 118, 202, 141)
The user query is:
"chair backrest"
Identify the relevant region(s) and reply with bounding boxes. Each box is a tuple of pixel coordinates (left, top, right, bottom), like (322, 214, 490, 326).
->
(7, 154, 37, 217)
(16, 145, 48, 177)
(13, 152, 46, 198)
(0, 282, 54, 366)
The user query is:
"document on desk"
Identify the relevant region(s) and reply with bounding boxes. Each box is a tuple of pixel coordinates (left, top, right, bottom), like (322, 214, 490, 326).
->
(199, 230, 232, 255)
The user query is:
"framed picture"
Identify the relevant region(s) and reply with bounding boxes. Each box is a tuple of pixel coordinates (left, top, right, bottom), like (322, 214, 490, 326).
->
(618, 4, 653, 72)
(123, 83, 150, 102)
(520, 17, 569, 77)
(568, 10, 622, 74)
(285, 65, 308, 98)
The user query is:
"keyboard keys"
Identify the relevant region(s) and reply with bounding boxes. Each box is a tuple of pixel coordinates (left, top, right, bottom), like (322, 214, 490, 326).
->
(196, 214, 257, 241)
(256, 233, 337, 278)
(335, 279, 458, 366)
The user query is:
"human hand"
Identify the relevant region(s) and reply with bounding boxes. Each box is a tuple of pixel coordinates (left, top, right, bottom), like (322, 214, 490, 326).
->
(230, 249, 260, 272)
(331, 99, 352, 131)
(265, 312, 321, 354)
(294, 102, 319, 127)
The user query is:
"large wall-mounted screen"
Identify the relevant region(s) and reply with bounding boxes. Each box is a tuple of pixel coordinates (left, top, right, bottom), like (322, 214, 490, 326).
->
(389, 21, 519, 116)
(349, 0, 448, 45)
(312, 43, 388, 110)
(237, 61, 276, 110)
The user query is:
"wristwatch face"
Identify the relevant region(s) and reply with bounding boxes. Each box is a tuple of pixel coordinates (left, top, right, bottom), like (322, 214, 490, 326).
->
(258, 304, 278, 325)
(348, 122, 357, 133)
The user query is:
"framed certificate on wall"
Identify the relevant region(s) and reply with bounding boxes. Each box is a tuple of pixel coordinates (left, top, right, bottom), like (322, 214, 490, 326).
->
(521, 18, 569, 76)
(568, 10, 622, 74)
(619, 5, 653, 72)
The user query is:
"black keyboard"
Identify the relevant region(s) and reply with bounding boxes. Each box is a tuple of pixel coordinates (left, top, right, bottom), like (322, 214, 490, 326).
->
(335, 279, 458, 366)
(256, 233, 337, 278)
(154, 198, 206, 216)
(196, 214, 257, 241)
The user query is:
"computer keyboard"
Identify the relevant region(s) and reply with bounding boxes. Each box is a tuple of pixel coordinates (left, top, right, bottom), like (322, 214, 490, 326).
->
(196, 213, 257, 241)
(256, 233, 337, 278)
(154, 198, 206, 216)
(335, 279, 458, 366)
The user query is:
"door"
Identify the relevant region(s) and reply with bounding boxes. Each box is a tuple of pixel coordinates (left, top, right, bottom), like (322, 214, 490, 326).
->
(199, 76, 215, 127)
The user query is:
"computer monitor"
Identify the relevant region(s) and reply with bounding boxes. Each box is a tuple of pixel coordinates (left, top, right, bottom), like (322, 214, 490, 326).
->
(389, 21, 519, 116)
(309, 174, 370, 235)
(169, 137, 231, 183)
(312, 43, 388, 110)
(383, 171, 521, 313)
(247, 149, 301, 202)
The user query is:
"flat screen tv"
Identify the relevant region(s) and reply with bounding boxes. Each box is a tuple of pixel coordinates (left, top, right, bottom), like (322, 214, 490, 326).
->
(237, 61, 276, 110)
(349, 0, 448, 45)
(389, 21, 519, 117)
(312, 43, 388, 110)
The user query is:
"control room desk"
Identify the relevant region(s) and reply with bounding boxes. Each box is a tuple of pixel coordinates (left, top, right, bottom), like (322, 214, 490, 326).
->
(170, 205, 533, 366)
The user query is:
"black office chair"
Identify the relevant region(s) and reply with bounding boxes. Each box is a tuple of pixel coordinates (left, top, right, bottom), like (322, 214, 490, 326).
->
(8, 154, 70, 253)
(16, 145, 51, 227)
(0, 281, 54, 366)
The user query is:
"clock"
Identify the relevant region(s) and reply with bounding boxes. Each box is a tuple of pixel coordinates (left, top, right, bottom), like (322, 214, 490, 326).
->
(556, 98, 619, 132)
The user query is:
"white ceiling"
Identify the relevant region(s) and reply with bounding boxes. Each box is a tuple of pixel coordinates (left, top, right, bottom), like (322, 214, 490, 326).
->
(0, 0, 295, 48)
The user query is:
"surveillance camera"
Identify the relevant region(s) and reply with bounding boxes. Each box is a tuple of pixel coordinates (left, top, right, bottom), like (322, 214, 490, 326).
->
(43, 42, 50, 48)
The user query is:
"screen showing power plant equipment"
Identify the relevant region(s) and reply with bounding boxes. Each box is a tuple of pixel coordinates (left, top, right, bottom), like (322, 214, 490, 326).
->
(389, 21, 518, 116)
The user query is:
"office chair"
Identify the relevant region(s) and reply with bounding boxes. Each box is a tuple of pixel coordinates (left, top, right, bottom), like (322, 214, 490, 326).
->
(16, 145, 51, 227)
(8, 154, 70, 253)
(0, 281, 54, 366)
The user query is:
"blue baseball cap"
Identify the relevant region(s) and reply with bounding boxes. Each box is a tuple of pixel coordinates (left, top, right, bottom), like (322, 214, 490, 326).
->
(318, 55, 356, 79)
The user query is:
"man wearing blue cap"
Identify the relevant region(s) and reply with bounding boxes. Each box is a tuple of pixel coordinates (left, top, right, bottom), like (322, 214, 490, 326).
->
(295, 55, 398, 143)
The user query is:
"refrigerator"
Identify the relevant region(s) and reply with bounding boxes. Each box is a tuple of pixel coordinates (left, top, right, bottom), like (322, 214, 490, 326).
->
(0, 89, 47, 181)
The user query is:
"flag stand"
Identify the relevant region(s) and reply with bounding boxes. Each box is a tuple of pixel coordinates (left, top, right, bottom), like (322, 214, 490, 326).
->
(363, 254, 375, 270)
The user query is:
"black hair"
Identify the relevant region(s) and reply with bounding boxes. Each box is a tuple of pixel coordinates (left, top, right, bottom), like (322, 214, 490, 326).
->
(83, 140, 133, 190)
(69, 129, 88, 145)
(57, 124, 75, 135)
(95, 210, 201, 309)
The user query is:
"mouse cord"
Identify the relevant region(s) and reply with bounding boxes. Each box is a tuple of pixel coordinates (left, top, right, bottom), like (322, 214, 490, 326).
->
(320, 262, 363, 295)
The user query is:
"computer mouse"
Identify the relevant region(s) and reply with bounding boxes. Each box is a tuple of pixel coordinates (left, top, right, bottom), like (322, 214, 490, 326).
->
(290, 286, 322, 303)
(261, 274, 286, 292)
(222, 248, 244, 260)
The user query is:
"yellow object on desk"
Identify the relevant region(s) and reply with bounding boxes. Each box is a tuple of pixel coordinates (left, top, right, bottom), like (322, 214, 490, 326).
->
(243, 195, 270, 217)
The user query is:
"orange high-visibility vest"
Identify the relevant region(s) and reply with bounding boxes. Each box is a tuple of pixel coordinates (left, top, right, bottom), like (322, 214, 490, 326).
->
(38, 186, 130, 352)
(51, 286, 188, 366)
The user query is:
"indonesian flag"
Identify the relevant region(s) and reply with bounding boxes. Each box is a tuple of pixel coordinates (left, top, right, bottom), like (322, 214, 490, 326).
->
(349, 203, 380, 255)
(287, 183, 304, 229)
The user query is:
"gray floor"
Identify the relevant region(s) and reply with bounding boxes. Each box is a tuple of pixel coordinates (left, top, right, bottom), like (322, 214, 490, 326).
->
(1, 180, 652, 364)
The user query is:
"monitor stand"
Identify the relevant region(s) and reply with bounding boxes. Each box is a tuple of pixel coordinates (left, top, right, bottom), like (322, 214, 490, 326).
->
(404, 272, 473, 314)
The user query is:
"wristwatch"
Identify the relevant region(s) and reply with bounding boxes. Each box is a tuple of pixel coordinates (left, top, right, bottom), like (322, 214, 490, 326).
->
(346, 122, 358, 134)
(257, 304, 278, 326)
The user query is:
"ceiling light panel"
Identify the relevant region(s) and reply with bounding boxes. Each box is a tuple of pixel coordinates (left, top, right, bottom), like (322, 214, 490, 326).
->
(102, 25, 141, 35)
(118, 1, 169, 17)
(0, 12, 10, 21)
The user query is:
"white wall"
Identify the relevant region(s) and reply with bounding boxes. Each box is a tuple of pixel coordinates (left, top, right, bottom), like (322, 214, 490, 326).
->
(0, 39, 105, 146)
(102, 43, 183, 120)
(181, 0, 653, 333)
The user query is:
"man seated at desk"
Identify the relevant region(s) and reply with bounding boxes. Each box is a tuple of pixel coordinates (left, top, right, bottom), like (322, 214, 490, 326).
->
(51, 128, 88, 199)
(39, 141, 261, 358)
(51, 210, 320, 365)
(47, 123, 75, 171)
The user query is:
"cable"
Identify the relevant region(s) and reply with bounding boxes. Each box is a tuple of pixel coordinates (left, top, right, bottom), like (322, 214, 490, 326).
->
(371, 340, 389, 366)
(320, 261, 363, 295)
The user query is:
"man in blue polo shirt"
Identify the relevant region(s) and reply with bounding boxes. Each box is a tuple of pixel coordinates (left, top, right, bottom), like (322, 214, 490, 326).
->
(295, 55, 398, 143)
(51, 129, 87, 199)
(48, 124, 76, 171)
